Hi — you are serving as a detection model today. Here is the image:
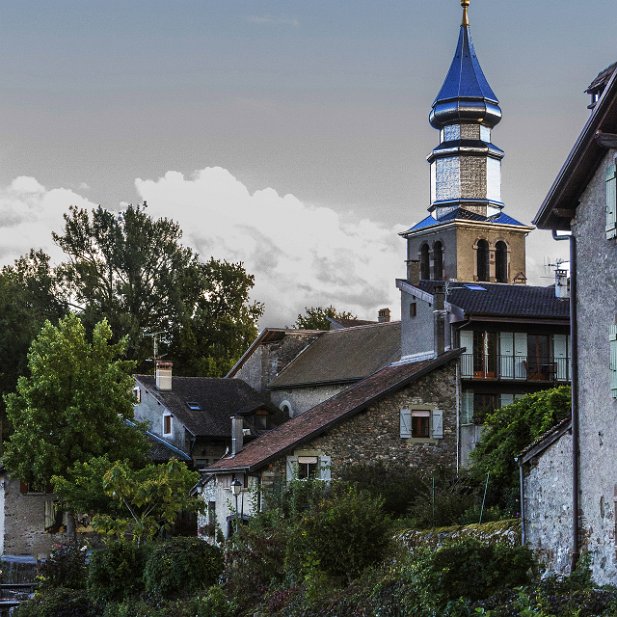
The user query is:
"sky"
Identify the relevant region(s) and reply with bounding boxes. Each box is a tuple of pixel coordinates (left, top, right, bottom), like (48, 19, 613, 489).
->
(0, 0, 615, 326)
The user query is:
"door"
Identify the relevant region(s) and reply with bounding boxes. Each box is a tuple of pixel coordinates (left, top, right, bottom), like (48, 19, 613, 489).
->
(460, 330, 474, 377)
(514, 333, 527, 380)
(553, 334, 568, 381)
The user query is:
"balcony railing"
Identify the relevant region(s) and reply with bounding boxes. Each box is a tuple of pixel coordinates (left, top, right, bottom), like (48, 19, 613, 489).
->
(461, 354, 570, 382)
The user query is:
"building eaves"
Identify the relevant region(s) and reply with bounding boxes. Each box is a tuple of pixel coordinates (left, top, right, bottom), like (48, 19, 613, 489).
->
(519, 417, 572, 465)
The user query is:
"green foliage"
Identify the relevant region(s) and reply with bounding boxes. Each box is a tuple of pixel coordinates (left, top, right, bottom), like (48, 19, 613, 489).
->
(0, 250, 66, 437)
(293, 305, 357, 330)
(57, 457, 202, 545)
(3, 314, 148, 487)
(53, 204, 262, 375)
(470, 386, 571, 512)
(38, 543, 88, 591)
(143, 537, 223, 601)
(88, 542, 150, 603)
(14, 588, 96, 617)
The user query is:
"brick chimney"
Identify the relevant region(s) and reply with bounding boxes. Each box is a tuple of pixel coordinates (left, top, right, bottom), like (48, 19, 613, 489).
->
(378, 308, 391, 323)
(155, 361, 173, 391)
(406, 259, 420, 285)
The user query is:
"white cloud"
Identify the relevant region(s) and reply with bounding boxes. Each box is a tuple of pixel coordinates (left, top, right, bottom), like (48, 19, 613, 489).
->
(135, 167, 404, 326)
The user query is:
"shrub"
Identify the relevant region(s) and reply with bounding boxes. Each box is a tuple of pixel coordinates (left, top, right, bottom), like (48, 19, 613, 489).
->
(143, 537, 223, 601)
(14, 588, 96, 617)
(38, 542, 88, 590)
(88, 542, 150, 603)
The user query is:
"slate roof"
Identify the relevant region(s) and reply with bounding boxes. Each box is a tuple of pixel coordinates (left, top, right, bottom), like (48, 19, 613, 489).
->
(418, 281, 569, 321)
(404, 208, 530, 234)
(135, 375, 275, 439)
(207, 349, 462, 473)
(327, 317, 376, 329)
(269, 321, 401, 389)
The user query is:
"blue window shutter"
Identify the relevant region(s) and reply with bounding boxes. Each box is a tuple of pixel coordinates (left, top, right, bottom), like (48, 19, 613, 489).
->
(319, 456, 332, 482)
(431, 410, 444, 439)
(606, 161, 617, 239)
(286, 456, 298, 481)
(400, 409, 411, 438)
(610, 326, 617, 398)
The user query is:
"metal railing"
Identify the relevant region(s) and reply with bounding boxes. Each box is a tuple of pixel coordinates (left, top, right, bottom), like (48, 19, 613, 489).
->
(461, 354, 570, 382)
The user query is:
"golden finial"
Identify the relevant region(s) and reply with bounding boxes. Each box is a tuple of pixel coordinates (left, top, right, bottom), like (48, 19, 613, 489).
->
(461, 0, 470, 26)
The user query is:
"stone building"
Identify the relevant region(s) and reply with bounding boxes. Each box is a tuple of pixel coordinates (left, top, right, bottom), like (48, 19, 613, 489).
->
(531, 60, 617, 583)
(397, 0, 570, 465)
(200, 350, 460, 538)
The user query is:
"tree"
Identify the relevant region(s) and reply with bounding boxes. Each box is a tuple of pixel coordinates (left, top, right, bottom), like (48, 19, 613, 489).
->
(294, 305, 357, 330)
(2, 314, 148, 488)
(469, 386, 571, 512)
(0, 250, 67, 437)
(54, 457, 201, 545)
(53, 204, 262, 375)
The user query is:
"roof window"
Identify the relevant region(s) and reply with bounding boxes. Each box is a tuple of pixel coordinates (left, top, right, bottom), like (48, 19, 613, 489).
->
(186, 401, 203, 411)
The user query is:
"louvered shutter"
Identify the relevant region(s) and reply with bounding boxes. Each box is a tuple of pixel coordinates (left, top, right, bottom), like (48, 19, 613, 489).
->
(610, 326, 617, 398)
(286, 456, 298, 481)
(431, 410, 444, 439)
(606, 161, 617, 239)
(460, 330, 474, 377)
(319, 456, 332, 482)
(400, 409, 411, 438)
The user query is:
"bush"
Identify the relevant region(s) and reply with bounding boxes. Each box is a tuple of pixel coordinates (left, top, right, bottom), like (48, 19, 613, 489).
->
(143, 537, 223, 601)
(14, 588, 96, 617)
(38, 543, 88, 590)
(408, 538, 535, 612)
(88, 542, 150, 603)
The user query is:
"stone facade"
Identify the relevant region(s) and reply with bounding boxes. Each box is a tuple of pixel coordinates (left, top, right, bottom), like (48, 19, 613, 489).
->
(523, 431, 573, 577)
(570, 149, 617, 585)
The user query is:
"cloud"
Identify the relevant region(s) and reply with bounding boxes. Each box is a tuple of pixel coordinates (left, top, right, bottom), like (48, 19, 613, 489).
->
(135, 167, 404, 326)
(0, 178, 97, 264)
(245, 15, 299, 27)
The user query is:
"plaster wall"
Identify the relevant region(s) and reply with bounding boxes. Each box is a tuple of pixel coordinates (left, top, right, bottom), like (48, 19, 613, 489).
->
(570, 149, 617, 585)
(400, 288, 437, 359)
(134, 385, 185, 452)
(270, 384, 347, 417)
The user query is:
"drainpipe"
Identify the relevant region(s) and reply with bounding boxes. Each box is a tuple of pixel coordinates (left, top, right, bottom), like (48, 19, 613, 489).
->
(552, 229, 579, 571)
(455, 360, 461, 473)
(517, 457, 525, 544)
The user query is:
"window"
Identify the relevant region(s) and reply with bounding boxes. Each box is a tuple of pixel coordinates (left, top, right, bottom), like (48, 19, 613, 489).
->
(433, 241, 444, 280)
(279, 400, 293, 417)
(186, 401, 202, 411)
(255, 409, 268, 429)
(286, 455, 332, 482)
(412, 410, 431, 438)
(163, 412, 173, 436)
(473, 331, 497, 377)
(400, 408, 443, 439)
(420, 243, 430, 280)
(606, 160, 617, 239)
(495, 241, 508, 283)
(611, 325, 617, 397)
(473, 393, 499, 424)
(132, 386, 141, 403)
(476, 240, 489, 281)
(410, 302, 417, 318)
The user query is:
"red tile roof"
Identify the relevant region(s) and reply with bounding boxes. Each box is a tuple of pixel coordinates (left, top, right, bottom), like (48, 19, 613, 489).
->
(207, 349, 462, 473)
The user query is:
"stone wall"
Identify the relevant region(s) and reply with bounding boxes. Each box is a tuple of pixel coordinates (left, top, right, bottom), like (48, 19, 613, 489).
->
(523, 431, 573, 577)
(570, 149, 617, 585)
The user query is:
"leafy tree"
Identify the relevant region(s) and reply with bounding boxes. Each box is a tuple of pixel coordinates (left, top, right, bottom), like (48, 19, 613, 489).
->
(55, 458, 201, 545)
(53, 203, 262, 375)
(2, 314, 147, 488)
(470, 386, 571, 512)
(0, 250, 66, 436)
(294, 305, 357, 330)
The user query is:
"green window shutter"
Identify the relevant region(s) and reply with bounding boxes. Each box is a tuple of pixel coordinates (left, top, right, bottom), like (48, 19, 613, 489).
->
(610, 326, 617, 398)
(606, 161, 617, 239)
(400, 409, 411, 438)
(286, 456, 298, 481)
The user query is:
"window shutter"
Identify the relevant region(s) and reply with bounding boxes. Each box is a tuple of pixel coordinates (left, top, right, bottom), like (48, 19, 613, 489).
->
(499, 332, 514, 379)
(460, 330, 474, 378)
(461, 391, 474, 425)
(610, 326, 617, 398)
(286, 456, 298, 481)
(606, 161, 617, 239)
(400, 408, 412, 438)
(431, 410, 444, 439)
(319, 456, 332, 482)
(514, 333, 527, 379)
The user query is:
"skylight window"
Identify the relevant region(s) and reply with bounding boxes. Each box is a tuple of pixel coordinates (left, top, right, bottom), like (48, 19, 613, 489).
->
(463, 284, 487, 291)
(186, 401, 203, 411)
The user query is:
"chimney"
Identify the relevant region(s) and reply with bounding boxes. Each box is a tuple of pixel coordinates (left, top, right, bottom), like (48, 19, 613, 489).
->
(231, 416, 244, 456)
(155, 361, 173, 391)
(555, 268, 570, 299)
(433, 287, 446, 356)
(406, 259, 420, 286)
(378, 308, 391, 323)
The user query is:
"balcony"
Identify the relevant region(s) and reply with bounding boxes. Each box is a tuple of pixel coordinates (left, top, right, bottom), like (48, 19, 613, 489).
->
(461, 354, 570, 382)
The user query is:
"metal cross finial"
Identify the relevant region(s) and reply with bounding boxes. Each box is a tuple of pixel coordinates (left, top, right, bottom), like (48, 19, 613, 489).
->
(461, 0, 470, 26)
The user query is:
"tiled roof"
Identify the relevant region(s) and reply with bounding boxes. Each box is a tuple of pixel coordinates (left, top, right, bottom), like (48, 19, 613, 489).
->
(418, 281, 569, 320)
(270, 321, 401, 389)
(207, 349, 462, 473)
(135, 375, 278, 439)
(405, 208, 529, 233)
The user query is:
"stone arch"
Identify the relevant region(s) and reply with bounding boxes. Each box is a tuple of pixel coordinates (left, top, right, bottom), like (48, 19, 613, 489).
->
(420, 243, 430, 280)
(433, 241, 444, 280)
(475, 238, 490, 282)
(495, 240, 508, 283)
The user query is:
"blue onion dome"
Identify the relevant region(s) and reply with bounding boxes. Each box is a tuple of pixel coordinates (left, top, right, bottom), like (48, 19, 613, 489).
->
(429, 6, 502, 130)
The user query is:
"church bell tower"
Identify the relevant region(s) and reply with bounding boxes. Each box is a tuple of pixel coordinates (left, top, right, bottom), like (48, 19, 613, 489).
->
(402, 0, 532, 284)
